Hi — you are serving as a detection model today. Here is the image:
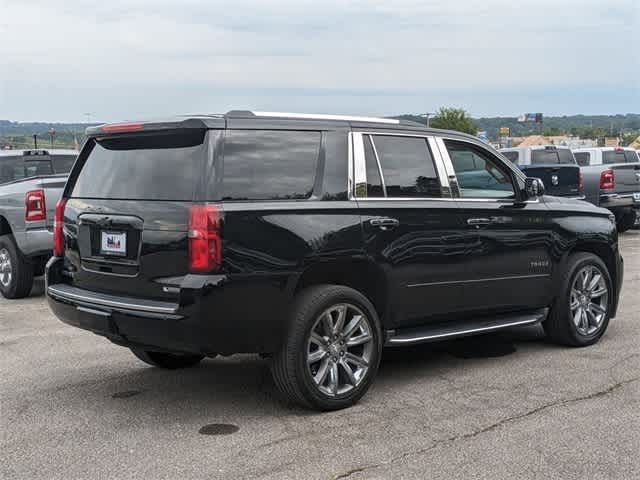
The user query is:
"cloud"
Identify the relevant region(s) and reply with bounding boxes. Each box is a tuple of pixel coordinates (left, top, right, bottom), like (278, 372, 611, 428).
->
(1, 0, 638, 121)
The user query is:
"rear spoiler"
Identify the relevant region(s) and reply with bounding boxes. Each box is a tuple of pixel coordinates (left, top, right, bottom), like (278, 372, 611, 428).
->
(86, 116, 225, 137)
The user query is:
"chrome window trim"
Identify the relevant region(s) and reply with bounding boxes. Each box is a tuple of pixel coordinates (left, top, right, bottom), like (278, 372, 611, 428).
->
(350, 131, 452, 201)
(347, 131, 354, 199)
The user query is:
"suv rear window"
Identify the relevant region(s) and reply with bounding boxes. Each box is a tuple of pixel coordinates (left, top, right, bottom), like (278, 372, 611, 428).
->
(574, 152, 591, 166)
(531, 148, 576, 165)
(221, 130, 320, 201)
(71, 131, 206, 201)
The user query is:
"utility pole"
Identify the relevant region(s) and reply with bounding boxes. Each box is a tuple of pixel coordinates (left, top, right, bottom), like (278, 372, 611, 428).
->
(33, 134, 38, 149)
(420, 112, 435, 128)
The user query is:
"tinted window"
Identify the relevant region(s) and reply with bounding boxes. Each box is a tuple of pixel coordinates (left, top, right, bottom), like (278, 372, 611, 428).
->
(531, 148, 576, 165)
(0, 156, 23, 184)
(371, 135, 440, 198)
(624, 150, 639, 163)
(72, 132, 205, 200)
(363, 135, 384, 197)
(602, 151, 626, 164)
(24, 160, 53, 177)
(52, 155, 77, 173)
(502, 151, 519, 163)
(446, 140, 515, 198)
(222, 130, 319, 200)
(574, 152, 591, 166)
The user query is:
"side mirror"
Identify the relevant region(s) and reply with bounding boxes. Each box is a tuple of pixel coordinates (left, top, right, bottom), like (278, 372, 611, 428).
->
(524, 177, 545, 199)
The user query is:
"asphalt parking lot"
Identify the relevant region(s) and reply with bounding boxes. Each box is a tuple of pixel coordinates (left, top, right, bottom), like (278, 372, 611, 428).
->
(1, 232, 638, 480)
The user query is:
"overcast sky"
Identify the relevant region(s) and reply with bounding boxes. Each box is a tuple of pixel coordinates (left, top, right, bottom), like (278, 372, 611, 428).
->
(1, 0, 638, 122)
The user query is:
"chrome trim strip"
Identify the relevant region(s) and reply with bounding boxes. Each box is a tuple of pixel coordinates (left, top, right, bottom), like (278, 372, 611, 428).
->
(355, 197, 540, 204)
(368, 134, 387, 196)
(407, 273, 550, 288)
(253, 111, 399, 124)
(352, 132, 367, 197)
(48, 284, 179, 314)
(386, 316, 542, 345)
(428, 137, 450, 189)
(347, 131, 354, 199)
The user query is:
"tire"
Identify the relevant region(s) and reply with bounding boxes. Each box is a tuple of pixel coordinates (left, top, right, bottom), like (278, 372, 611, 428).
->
(0, 235, 34, 299)
(270, 285, 383, 411)
(616, 211, 636, 233)
(130, 348, 204, 369)
(544, 252, 613, 347)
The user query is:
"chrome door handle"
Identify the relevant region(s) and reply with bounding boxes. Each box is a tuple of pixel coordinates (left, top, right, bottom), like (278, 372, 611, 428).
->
(370, 218, 400, 230)
(467, 218, 492, 226)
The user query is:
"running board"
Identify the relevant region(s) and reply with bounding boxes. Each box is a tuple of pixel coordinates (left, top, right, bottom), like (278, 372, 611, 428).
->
(385, 308, 548, 347)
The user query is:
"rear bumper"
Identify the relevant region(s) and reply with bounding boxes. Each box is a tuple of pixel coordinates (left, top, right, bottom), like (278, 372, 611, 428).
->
(600, 192, 640, 211)
(45, 257, 290, 355)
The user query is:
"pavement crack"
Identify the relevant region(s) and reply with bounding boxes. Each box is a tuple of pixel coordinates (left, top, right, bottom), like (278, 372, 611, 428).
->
(330, 377, 639, 480)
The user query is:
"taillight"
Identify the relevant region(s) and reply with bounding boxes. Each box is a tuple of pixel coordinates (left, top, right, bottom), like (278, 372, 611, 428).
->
(578, 171, 584, 192)
(25, 189, 46, 221)
(600, 169, 615, 190)
(53, 198, 67, 257)
(188, 204, 222, 273)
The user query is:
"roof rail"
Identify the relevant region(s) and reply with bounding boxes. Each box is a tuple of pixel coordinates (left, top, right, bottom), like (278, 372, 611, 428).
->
(226, 110, 400, 125)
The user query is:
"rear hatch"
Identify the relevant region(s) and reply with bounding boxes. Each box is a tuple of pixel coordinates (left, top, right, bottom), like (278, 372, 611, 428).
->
(523, 147, 581, 197)
(61, 130, 208, 301)
(602, 149, 640, 195)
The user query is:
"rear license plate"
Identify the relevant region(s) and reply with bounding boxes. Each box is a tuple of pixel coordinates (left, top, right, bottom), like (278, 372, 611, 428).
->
(100, 231, 127, 256)
(633, 193, 640, 202)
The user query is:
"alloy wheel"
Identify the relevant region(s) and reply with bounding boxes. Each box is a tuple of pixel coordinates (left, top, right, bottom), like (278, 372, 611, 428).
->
(0, 248, 12, 288)
(306, 303, 374, 396)
(570, 265, 609, 336)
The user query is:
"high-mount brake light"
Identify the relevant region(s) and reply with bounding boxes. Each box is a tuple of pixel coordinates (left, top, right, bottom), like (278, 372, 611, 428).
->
(25, 189, 47, 221)
(53, 198, 67, 257)
(100, 122, 145, 133)
(600, 169, 615, 190)
(188, 204, 222, 273)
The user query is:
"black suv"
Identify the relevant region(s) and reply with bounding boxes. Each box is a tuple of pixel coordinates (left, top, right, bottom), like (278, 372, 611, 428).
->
(46, 111, 624, 410)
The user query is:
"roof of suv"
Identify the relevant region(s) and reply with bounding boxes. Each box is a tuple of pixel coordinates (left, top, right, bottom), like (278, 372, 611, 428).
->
(85, 110, 479, 141)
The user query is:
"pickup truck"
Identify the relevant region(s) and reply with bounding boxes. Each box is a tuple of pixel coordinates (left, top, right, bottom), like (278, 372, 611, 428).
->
(572, 147, 640, 232)
(499, 145, 584, 199)
(0, 149, 76, 298)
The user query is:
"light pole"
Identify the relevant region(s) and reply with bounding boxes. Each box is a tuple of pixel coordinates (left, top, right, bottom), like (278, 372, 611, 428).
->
(420, 112, 435, 128)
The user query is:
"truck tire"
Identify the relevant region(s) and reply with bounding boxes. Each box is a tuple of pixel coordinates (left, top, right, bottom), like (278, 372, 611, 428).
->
(544, 252, 612, 347)
(130, 348, 204, 369)
(0, 235, 34, 299)
(271, 285, 383, 411)
(616, 211, 636, 233)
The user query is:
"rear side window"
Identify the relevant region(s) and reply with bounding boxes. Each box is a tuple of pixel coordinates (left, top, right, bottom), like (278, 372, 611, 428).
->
(0, 156, 23, 184)
(221, 130, 320, 201)
(371, 135, 441, 198)
(574, 152, 591, 166)
(624, 150, 639, 163)
(52, 155, 77, 173)
(602, 151, 627, 164)
(531, 148, 576, 165)
(502, 151, 519, 163)
(71, 131, 206, 200)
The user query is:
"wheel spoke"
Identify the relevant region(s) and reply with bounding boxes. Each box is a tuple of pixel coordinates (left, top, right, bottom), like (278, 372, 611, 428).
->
(309, 332, 325, 347)
(307, 348, 327, 364)
(581, 269, 591, 290)
(573, 306, 583, 327)
(346, 332, 372, 347)
(321, 312, 334, 337)
(580, 309, 589, 331)
(589, 302, 606, 315)
(587, 273, 601, 292)
(328, 362, 339, 395)
(342, 315, 363, 339)
(332, 304, 346, 335)
(585, 308, 598, 327)
(345, 352, 369, 369)
(313, 358, 330, 385)
(590, 287, 607, 298)
(569, 298, 580, 311)
(339, 359, 357, 386)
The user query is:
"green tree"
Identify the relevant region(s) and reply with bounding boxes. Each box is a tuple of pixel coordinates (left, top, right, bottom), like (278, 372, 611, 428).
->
(429, 107, 477, 135)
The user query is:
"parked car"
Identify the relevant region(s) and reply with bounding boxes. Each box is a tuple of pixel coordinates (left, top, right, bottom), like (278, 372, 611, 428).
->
(0, 149, 77, 298)
(572, 147, 640, 233)
(46, 112, 623, 411)
(499, 145, 584, 199)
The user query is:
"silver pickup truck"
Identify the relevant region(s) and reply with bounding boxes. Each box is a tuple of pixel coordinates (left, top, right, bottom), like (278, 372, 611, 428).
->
(0, 149, 76, 298)
(573, 147, 640, 232)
